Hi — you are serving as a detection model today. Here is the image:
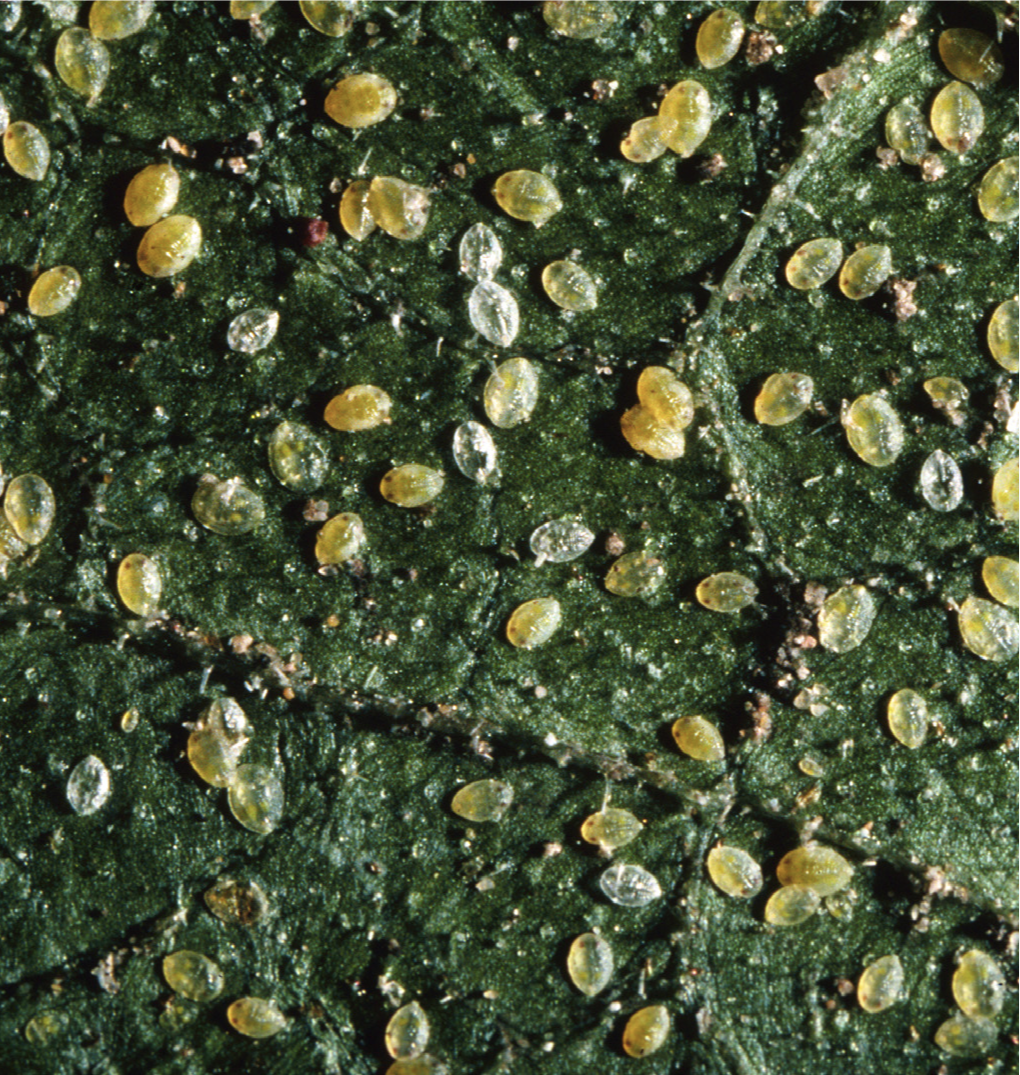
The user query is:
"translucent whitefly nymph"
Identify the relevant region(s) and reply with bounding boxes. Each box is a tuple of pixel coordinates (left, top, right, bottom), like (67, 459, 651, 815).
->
(919, 450, 963, 512)
(977, 157, 1018, 223)
(953, 949, 1006, 1018)
(620, 116, 677, 163)
(469, 281, 519, 347)
(298, 0, 355, 36)
(696, 8, 744, 69)
(267, 421, 329, 492)
(695, 572, 757, 612)
(380, 465, 444, 508)
(599, 863, 662, 907)
(988, 298, 1018, 374)
(27, 267, 81, 317)
(324, 73, 397, 128)
(315, 513, 366, 565)
(982, 556, 1019, 608)
(458, 223, 502, 282)
(636, 367, 694, 430)
(934, 1013, 996, 1058)
(124, 163, 180, 227)
(620, 406, 685, 459)
(450, 779, 513, 822)
(992, 456, 1018, 521)
(842, 395, 904, 467)
(452, 421, 498, 484)
(542, 0, 616, 39)
(754, 373, 813, 426)
(622, 1005, 670, 1058)
(192, 475, 265, 535)
(777, 845, 853, 896)
(857, 955, 904, 1013)
(492, 169, 562, 226)
(54, 27, 110, 99)
(228, 763, 285, 834)
(484, 358, 538, 427)
(227, 308, 279, 354)
(163, 951, 225, 1003)
(4, 121, 50, 181)
(506, 597, 561, 648)
(67, 755, 111, 815)
(339, 180, 376, 241)
(605, 551, 666, 597)
(367, 177, 431, 241)
(838, 245, 891, 300)
(226, 997, 288, 1038)
(706, 846, 763, 898)
(187, 697, 251, 788)
(90, 0, 153, 39)
(566, 932, 613, 996)
(529, 518, 594, 566)
(887, 688, 928, 748)
(4, 473, 56, 544)
(117, 552, 162, 616)
(324, 385, 392, 431)
(385, 1001, 430, 1060)
(938, 29, 1004, 88)
(580, 807, 642, 853)
(884, 101, 930, 165)
(658, 80, 712, 157)
(785, 238, 843, 289)
(671, 716, 724, 761)
(137, 215, 202, 277)
(764, 885, 820, 926)
(930, 81, 984, 154)
(817, 584, 876, 653)
(204, 877, 269, 926)
(541, 260, 598, 312)
(958, 595, 1019, 662)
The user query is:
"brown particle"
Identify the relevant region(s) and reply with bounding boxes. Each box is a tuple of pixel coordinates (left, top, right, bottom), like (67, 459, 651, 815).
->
(299, 217, 329, 247)
(302, 499, 329, 522)
(324, 614, 340, 628)
(226, 156, 248, 174)
(918, 152, 945, 183)
(813, 65, 847, 97)
(836, 977, 855, 996)
(886, 277, 918, 321)
(875, 146, 899, 169)
(590, 78, 615, 102)
(604, 530, 625, 557)
(230, 633, 254, 654)
(746, 31, 777, 66)
(695, 153, 727, 179)
(450, 162, 467, 178)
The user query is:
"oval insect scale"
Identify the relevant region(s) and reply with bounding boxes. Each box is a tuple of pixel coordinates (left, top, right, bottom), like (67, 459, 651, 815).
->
(268, 421, 329, 492)
(459, 223, 502, 282)
(55, 27, 110, 98)
(124, 163, 180, 227)
(887, 688, 928, 748)
(706, 846, 763, 898)
(380, 465, 444, 508)
(469, 281, 520, 347)
(542, 0, 615, 39)
(838, 245, 891, 300)
(777, 845, 852, 897)
(672, 716, 724, 761)
(4, 473, 55, 544)
(452, 422, 498, 484)
(4, 121, 50, 181)
(298, 0, 354, 36)
(492, 170, 562, 226)
(137, 215, 202, 277)
(764, 884, 820, 926)
(605, 551, 666, 597)
(163, 951, 224, 1003)
(637, 367, 694, 430)
(385, 1001, 430, 1060)
(188, 698, 251, 788)
(230, 0, 276, 16)
(325, 384, 392, 431)
(991, 456, 1018, 521)
(325, 73, 397, 128)
(934, 1014, 996, 1058)
(696, 8, 744, 69)
(192, 476, 265, 535)
(204, 877, 269, 926)
(696, 572, 757, 612)
(755, 372, 813, 425)
(567, 932, 613, 996)
(580, 807, 642, 853)
(66, 755, 111, 815)
(842, 394, 904, 467)
(622, 1005, 670, 1058)
(620, 406, 685, 459)
(884, 102, 929, 165)
(89, 0, 153, 39)
(599, 863, 662, 907)
(982, 556, 1019, 608)
(817, 585, 876, 653)
(315, 513, 366, 565)
(368, 177, 430, 241)
(529, 518, 594, 565)
(953, 950, 1005, 1018)
(228, 763, 284, 834)
(450, 779, 512, 822)
(227, 997, 287, 1038)
(958, 595, 1019, 662)
(339, 180, 376, 241)
(541, 260, 597, 312)
(785, 238, 842, 289)
(938, 29, 1004, 87)
(977, 157, 1018, 223)
(227, 307, 279, 354)
(919, 450, 963, 512)
(506, 597, 561, 648)
(930, 81, 984, 154)
(857, 955, 904, 1013)
(484, 358, 538, 427)
(27, 266, 81, 317)
(988, 301, 1018, 371)
(658, 80, 712, 157)
(117, 553, 162, 616)
(620, 116, 677, 163)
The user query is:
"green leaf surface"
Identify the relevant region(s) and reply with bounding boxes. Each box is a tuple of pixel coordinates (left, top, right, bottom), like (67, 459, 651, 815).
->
(0, 2, 1016, 1072)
